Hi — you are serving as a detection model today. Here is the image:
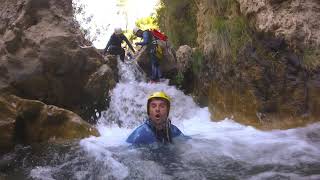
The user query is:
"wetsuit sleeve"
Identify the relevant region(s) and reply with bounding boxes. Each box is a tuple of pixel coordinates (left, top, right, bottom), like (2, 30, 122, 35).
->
(123, 35, 135, 53)
(126, 124, 156, 144)
(135, 31, 150, 46)
(171, 125, 191, 140)
(171, 125, 182, 137)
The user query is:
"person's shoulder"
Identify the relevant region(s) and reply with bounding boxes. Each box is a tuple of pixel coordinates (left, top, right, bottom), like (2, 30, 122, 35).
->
(126, 123, 156, 144)
(120, 33, 127, 38)
(143, 31, 150, 36)
(171, 124, 191, 140)
(170, 124, 183, 137)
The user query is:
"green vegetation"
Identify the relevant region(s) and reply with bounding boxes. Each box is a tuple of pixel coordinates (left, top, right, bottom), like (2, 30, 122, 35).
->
(302, 48, 320, 71)
(125, 14, 160, 44)
(156, 0, 197, 48)
(192, 49, 204, 75)
(174, 71, 185, 88)
(209, 0, 251, 62)
(204, 0, 234, 16)
(72, 0, 109, 44)
(135, 15, 159, 31)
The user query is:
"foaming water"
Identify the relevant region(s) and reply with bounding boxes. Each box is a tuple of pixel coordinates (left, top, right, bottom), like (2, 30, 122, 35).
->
(9, 58, 319, 179)
(78, 58, 320, 179)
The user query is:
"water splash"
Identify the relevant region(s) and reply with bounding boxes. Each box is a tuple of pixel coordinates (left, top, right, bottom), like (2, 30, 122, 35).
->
(25, 58, 320, 179)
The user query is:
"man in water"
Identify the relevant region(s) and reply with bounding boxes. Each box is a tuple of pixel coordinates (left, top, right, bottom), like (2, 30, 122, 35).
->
(103, 27, 135, 61)
(126, 91, 184, 144)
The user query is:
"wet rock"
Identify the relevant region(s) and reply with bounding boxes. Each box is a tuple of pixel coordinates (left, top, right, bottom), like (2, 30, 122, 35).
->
(0, 94, 99, 152)
(84, 64, 116, 122)
(0, 96, 16, 153)
(104, 55, 119, 82)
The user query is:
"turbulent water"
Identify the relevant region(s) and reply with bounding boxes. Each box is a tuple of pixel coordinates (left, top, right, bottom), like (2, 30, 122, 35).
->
(1, 58, 320, 180)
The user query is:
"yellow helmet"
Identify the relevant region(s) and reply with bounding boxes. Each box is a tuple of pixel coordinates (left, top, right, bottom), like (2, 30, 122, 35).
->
(148, 91, 170, 102)
(147, 91, 171, 115)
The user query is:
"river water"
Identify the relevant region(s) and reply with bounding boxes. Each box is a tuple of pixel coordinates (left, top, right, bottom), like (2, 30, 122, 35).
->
(1, 58, 320, 180)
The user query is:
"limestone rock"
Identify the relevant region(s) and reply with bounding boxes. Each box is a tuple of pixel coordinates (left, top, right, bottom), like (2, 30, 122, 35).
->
(0, 95, 99, 152)
(236, 0, 320, 50)
(176, 45, 193, 73)
(191, 0, 320, 129)
(0, 0, 117, 121)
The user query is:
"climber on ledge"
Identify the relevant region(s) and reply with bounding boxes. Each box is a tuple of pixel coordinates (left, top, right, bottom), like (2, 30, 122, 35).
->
(103, 27, 135, 61)
(126, 91, 186, 144)
(133, 27, 161, 83)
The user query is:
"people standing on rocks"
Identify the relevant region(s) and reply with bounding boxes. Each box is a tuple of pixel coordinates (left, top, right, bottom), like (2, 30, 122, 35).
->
(126, 91, 186, 144)
(103, 27, 135, 62)
(133, 27, 161, 83)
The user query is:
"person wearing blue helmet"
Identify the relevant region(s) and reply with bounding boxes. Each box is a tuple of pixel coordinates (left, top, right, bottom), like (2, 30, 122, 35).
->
(126, 91, 185, 144)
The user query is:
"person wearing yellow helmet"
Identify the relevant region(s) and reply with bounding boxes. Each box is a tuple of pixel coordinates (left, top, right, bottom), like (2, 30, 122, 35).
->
(103, 27, 135, 61)
(126, 91, 185, 144)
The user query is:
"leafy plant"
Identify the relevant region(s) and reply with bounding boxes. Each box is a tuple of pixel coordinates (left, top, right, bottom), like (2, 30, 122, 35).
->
(135, 15, 159, 30)
(156, 0, 197, 48)
(72, 0, 109, 44)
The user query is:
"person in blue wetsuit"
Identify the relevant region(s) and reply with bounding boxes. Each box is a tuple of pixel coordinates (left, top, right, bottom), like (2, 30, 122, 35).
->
(126, 91, 184, 144)
(133, 27, 161, 83)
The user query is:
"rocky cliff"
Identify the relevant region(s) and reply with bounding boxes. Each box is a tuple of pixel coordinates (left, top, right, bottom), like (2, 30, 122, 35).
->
(159, 0, 320, 129)
(0, 0, 117, 120)
(237, 0, 320, 51)
(0, 0, 117, 151)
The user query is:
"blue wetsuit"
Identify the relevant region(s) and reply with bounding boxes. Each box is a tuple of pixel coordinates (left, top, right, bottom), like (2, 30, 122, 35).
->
(136, 31, 161, 81)
(126, 119, 184, 144)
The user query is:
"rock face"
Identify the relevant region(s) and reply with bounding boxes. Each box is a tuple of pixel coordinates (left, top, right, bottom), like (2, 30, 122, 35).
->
(174, 45, 198, 93)
(0, 95, 99, 153)
(191, 0, 320, 129)
(0, 0, 117, 121)
(236, 0, 320, 50)
(0, 96, 16, 153)
(176, 45, 193, 73)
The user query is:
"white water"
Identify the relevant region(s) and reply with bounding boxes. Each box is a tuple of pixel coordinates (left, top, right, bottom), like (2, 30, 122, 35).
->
(28, 58, 320, 180)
